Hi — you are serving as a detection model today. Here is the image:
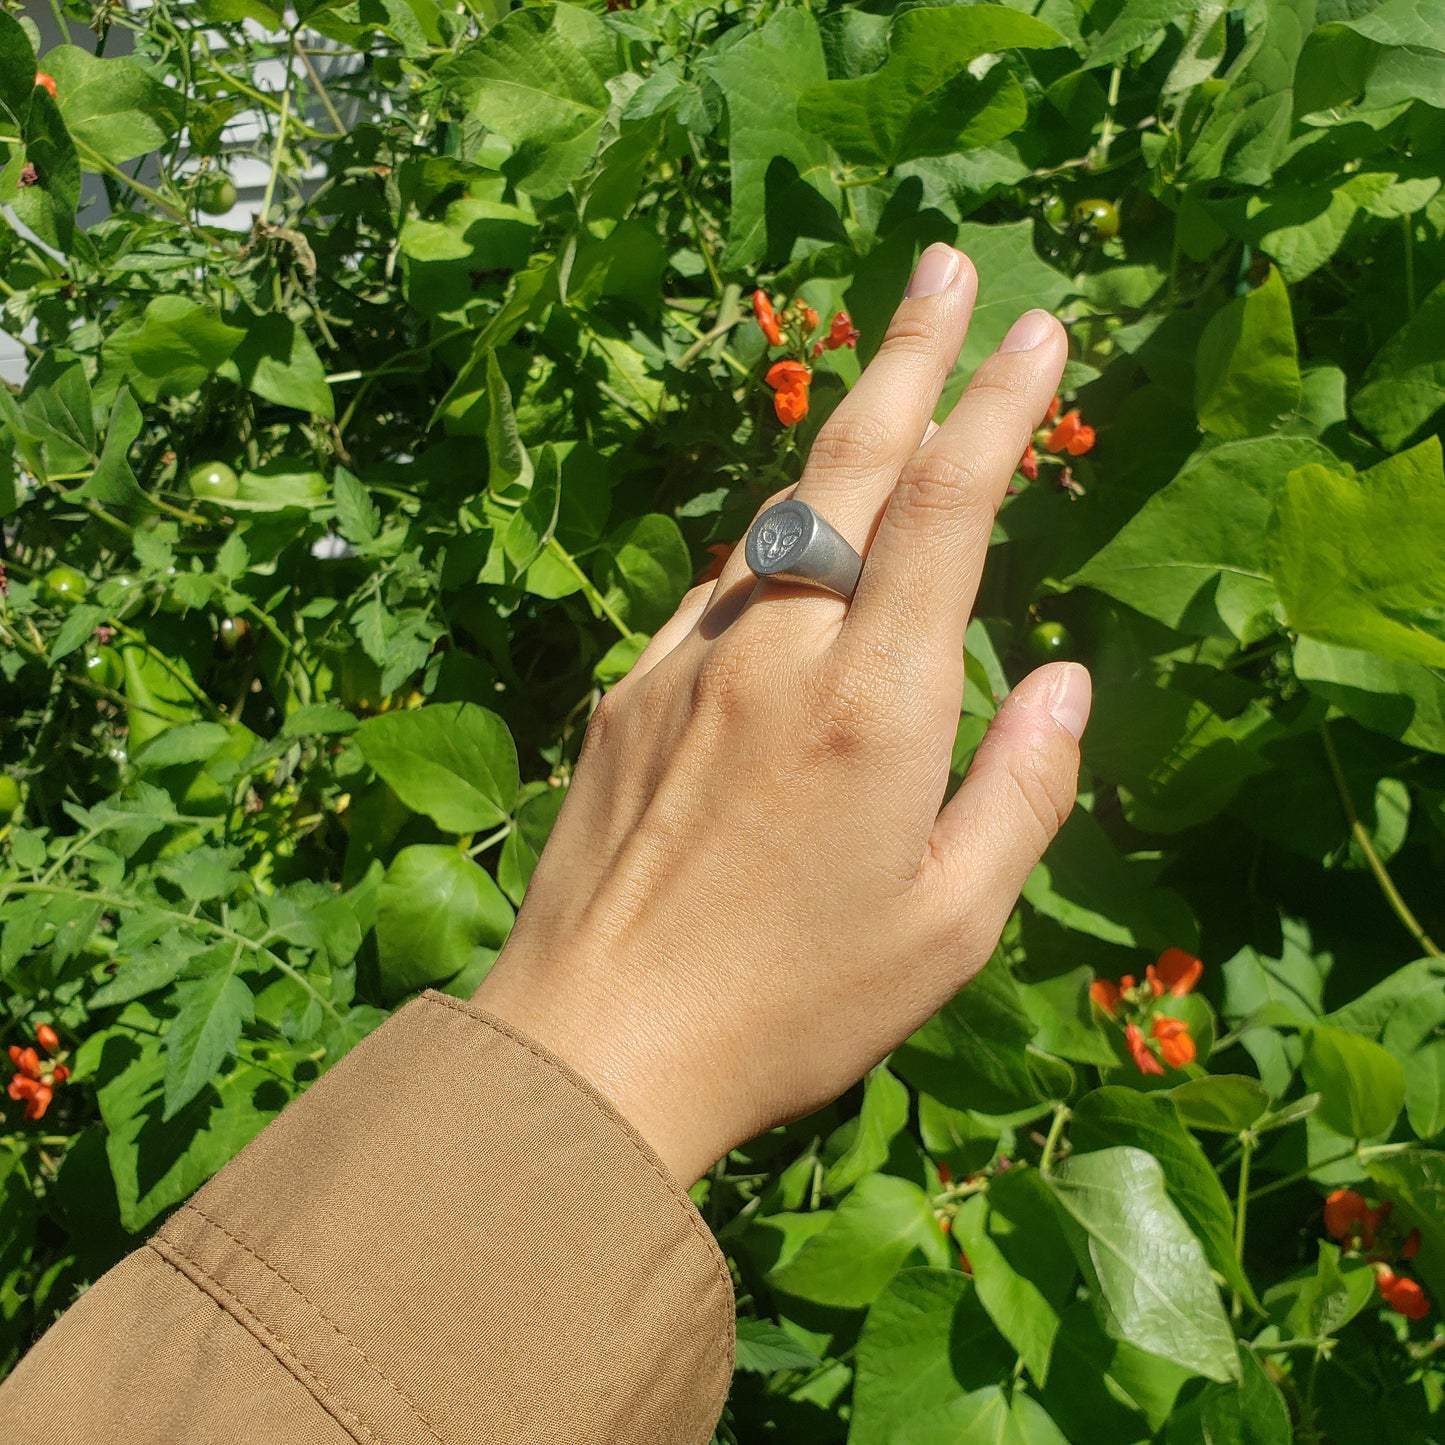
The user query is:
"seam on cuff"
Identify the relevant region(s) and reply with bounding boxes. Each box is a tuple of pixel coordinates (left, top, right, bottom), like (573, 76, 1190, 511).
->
(421, 991, 738, 1396)
(147, 1225, 442, 1445)
(145, 1236, 410, 1445)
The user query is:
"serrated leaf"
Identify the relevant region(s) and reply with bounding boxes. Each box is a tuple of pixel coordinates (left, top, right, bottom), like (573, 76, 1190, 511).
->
(732, 1318, 822, 1374)
(163, 959, 254, 1119)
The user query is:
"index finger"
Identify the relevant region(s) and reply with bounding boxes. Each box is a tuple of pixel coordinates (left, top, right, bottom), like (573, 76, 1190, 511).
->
(840, 309, 1067, 665)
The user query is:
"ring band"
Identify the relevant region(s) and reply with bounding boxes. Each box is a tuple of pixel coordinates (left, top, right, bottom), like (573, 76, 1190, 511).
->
(744, 499, 863, 601)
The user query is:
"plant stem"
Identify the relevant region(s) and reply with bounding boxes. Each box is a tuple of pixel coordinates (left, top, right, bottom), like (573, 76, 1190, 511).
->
(1402, 213, 1416, 320)
(1039, 1103, 1070, 1175)
(1247, 1145, 1359, 1203)
(545, 539, 635, 640)
(1233, 1137, 1254, 1318)
(1320, 721, 1441, 956)
(259, 59, 293, 226)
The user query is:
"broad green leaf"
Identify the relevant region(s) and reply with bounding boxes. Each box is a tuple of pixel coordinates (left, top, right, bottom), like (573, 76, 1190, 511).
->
(400, 195, 536, 319)
(497, 781, 567, 906)
(78, 1006, 285, 1232)
(823, 1065, 909, 1195)
(1050, 1147, 1239, 1383)
(1364, 1148, 1445, 1306)
(441, 3, 623, 197)
(703, 8, 842, 270)
(69, 388, 152, 512)
(732, 1318, 822, 1374)
(1353, 278, 1445, 450)
(44, 47, 180, 167)
(893, 953, 1051, 1116)
(0, 11, 38, 125)
(1071, 437, 1334, 638)
(598, 513, 691, 633)
(373, 845, 514, 1000)
(125, 297, 246, 401)
(1169, 1075, 1271, 1134)
(1083, 0, 1203, 68)
(219, 309, 335, 419)
(485, 349, 532, 497)
(952, 1167, 1076, 1386)
(1300, 1023, 1406, 1139)
(796, 8, 1063, 169)
(163, 956, 254, 1120)
(1293, 639, 1445, 755)
(1164, 1345, 1291, 1445)
(1268, 440, 1445, 668)
(234, 458, 328, 514)
(1271, 1240, 1375, 1342)
(10, 351, 96, 477)
(355, 702, 519, 832)
(767, 1174, 950, 1308)
(2, 83, 80, 251)
(849, 1268, 1016, 1443)
(1071, 1088, 1261, 1311)
(1195, 268, 1301, 438)
(504, 444, 561, 574)
(1382, 991, 1445, 1140)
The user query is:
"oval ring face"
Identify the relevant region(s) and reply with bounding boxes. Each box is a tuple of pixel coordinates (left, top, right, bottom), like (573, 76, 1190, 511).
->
(757, 511, 805, 565)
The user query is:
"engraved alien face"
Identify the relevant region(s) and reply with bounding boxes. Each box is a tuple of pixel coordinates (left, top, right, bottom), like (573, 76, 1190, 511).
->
(757, 511, 804, 565)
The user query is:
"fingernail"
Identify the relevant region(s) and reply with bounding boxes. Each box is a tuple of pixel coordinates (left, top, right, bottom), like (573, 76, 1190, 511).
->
(906, 244, 961, 299)
(998, 309, 1055, 353)
(1047, 664, 1091, 741)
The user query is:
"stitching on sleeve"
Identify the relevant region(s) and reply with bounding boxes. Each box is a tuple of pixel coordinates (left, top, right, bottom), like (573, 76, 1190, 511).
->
(160, 1207, 444, 1445)
(420, 992, 738, 1414)
(146, 1237, 384, 1445)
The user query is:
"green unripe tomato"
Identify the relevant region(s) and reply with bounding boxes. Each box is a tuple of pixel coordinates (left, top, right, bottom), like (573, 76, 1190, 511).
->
(84, 646, 124, 690)
(217, 615, 251, 652)
(0, 774, 19, 821)
(44, 564, 88, 605)
(1073, 198, 1120, 240)
(1042, 194, 1068, 228)
(187, 461, 239, 502)
(1028, 621, 1074, 664)
(195, 172, 238, 215)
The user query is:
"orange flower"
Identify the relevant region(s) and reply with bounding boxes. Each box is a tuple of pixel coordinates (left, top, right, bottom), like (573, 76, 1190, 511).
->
(766, 360, 812, 427)
(1362, 1200, 1392, 1250)
(801, 305, 819, 332)
(697, 543, 733, 584)
(1089, 977, 1121, 1015)
(1402, 1229, 1421, 1260)
(7, 1028, 69, 1121)
(1044, 396, 1060, 424)
(34, 72, 56, 99)
(9, 1045, 41, 1079)
(813, 310, 860, 356)
(1045, 410, 1096, 457)
(1377, 1268, 1431, 1321)
(1019, 442, 1038, 482)
(1147, 948, 1203, 998)
(7, 1075, 52, 1121)
(1126, 1021, 1164, 1076)
(1151, 1015, 1195, 1069)
(36, 1022, 59, 1053)
(752, 290, 782, 347)
(1324, 1189, 1370, 1241)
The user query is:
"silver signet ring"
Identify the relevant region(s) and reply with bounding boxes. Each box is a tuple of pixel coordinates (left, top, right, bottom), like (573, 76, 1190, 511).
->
(743, 499, 863, 602)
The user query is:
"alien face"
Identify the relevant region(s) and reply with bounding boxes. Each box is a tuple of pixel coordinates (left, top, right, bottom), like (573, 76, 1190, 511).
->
(757, 511, 804, 565)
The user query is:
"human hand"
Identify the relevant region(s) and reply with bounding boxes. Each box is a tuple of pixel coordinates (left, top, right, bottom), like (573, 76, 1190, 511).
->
(473, 244, 1091, 1187)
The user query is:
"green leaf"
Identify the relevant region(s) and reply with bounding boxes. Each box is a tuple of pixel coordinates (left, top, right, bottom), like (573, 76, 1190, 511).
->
(3, 83, 80, 251)
(484, 350, 532, 497)
(400, 195, 537, 320)
(598, 513, 691, 634)
(1381, 991, 1445, 1139)
(1071, 437, 1334, 638)
(1364, 1148, 1445, 1307)
(1353, 278, 1445, 450)
(69, 388, 152, 512)
(702, 8, 842, 270)
(1269, 440, 1445, 668)
(0, 12, 38, 126)
(1272, 1239, 1375, 1342)
(355, 702, 519, 833)
(1070, 1088, 1261, 1312)
(497, 782, 566, 905)
(1293, 639, 1445, 755)
(44, 46, 180, 167)
(218, 309, 335, 420)
(1164, 1345, 1291, 1445)
(824, 1065, 910, 1196)
(125, 297, 246, 401)
(767, 1173, 950, 1308)
(893, 952, 1051, 1116)
(1169, 1075, 1271, 1134)
(1050, 1146, 1239, 1384)
(163, 957, 254, 1120)
(796, 8, 1063, 168)
(952, 1167, 1076, 1386)
(79, 1006, 285, 1232)
(373, 845, 514, 1000)
(504, 444, 561, 574)
(1300, 1023, 1406, 1139)
(1195, 268, 1301, 438)
(732, 1318, 822, 1374)
(441, 3, 623, 197)
(850, 1268, 1016, 1443)
(12, 351, 96, 477)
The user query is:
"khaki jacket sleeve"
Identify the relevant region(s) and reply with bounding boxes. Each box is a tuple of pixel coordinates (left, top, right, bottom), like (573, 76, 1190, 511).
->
(0, 992, 736, 1443)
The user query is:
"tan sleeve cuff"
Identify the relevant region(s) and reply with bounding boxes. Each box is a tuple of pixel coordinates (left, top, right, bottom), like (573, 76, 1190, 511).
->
(11, 992, 735, 1444)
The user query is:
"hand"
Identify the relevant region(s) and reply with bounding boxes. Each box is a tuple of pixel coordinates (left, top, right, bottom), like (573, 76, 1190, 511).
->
(473, 244, 1091, 1187)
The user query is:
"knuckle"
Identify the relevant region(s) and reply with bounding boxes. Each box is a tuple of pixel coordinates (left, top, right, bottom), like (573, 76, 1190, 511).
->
(805, 407, 896, 481)
(802, 658, 884, 759)
(879, 311, 947, 365)
(998, 744, 1073, 854)
(895, 450, 990, 525)
(691, 638, 759, 720)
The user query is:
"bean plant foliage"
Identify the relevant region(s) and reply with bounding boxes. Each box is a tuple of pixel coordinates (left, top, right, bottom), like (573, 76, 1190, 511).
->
(1, 0, 1444, 1435)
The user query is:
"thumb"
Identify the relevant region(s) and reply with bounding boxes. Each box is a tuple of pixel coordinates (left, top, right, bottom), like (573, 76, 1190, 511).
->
(923, 661, 1090, 944)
